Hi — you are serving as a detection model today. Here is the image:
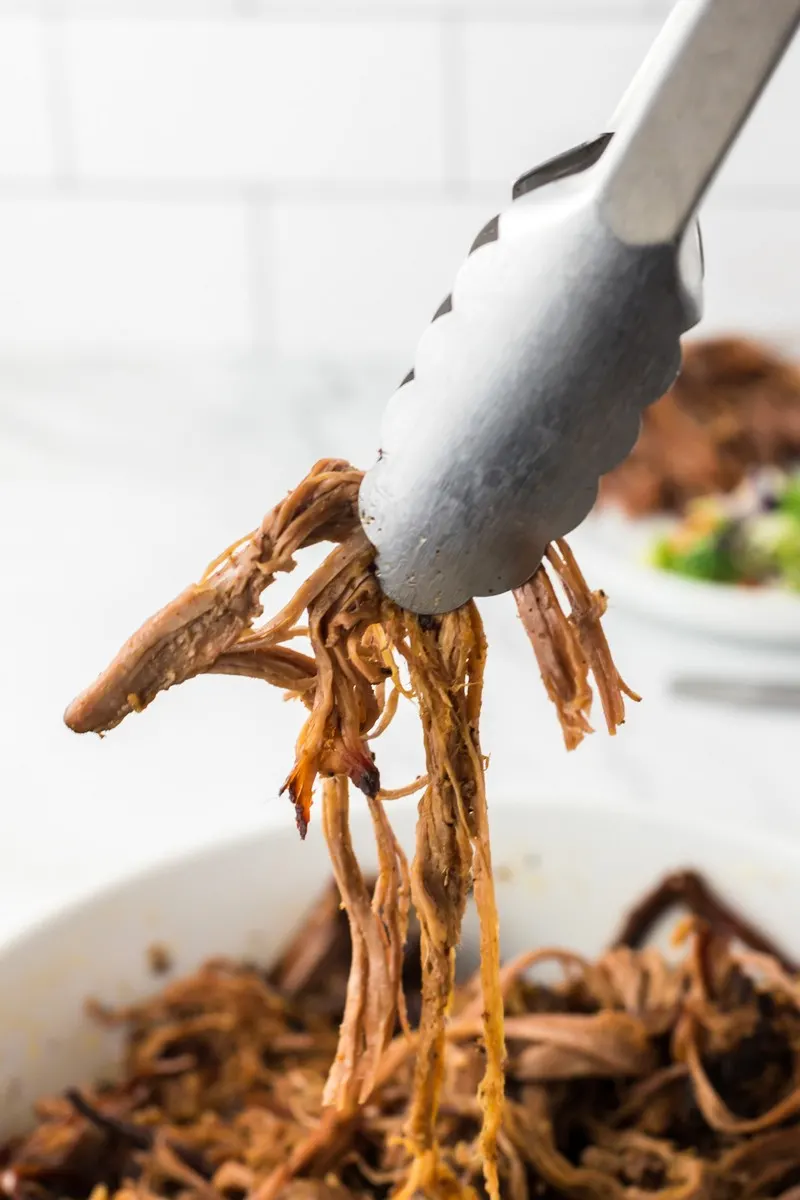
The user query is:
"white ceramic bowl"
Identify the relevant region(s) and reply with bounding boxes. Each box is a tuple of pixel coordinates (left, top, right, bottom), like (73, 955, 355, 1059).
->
(1, 798, 798, 1141)
(571, 512, 800, 646)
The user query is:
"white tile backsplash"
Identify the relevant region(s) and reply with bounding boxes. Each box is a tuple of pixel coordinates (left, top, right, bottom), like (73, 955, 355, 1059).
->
(267, 198, 490, 359)
(0, 3, 798, 355)
(0, 17, 54, 179)
(698, 205, 800, 341)
(64, 18, 444, 184)
(464, 18, 660, 186)
(0, 198, 251, 350)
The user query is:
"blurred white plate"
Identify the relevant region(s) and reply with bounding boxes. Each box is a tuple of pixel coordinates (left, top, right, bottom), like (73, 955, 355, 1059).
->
(571, 509, 800, 646)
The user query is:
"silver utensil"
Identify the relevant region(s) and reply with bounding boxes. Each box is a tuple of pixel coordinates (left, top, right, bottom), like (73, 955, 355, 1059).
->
(671, 677, 800, 710)
(360, 0, 800, 614)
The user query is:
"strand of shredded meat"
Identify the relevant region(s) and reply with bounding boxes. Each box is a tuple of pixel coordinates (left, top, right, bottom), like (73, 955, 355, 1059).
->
(62, 459, 636, 1199)
(3, 873, 800, 1200)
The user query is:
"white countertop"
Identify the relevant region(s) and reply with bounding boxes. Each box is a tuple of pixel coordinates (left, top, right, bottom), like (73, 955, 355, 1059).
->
(2, 357, 800, 946)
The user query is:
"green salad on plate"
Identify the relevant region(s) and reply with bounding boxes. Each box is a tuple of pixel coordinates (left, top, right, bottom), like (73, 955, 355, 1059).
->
(651, 466, 800, 590)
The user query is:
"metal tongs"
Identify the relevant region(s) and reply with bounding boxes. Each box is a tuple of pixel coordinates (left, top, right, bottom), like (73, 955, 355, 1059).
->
(359, 0, 800, 614)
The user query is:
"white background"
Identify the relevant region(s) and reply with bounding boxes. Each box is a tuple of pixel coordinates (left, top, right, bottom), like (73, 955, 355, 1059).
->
(1, 1, 800, 943)
(0, 0, 798, 357)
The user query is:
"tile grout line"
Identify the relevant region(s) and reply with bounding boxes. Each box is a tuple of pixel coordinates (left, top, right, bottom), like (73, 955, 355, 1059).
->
(439, 7, 470, 198)
(0, 176, 797, 211)
(39, 0, 76, 186)
(43, 3, 663, 22)
(0, 178, 470, 202)
(244, 194, 274, 353)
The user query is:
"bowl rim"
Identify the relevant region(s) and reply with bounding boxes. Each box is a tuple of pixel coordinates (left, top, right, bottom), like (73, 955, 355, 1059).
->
(3, 794, 797, 963)
(573, 511, 800, 645)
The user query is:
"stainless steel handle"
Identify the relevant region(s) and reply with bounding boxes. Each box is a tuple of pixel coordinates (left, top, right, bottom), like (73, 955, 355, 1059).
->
(596, 0, 800, 245)
(606, 0, 700, 132)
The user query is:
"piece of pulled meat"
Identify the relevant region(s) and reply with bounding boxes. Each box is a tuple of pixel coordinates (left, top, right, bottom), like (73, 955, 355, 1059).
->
(3, 872, 798, 1200)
